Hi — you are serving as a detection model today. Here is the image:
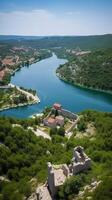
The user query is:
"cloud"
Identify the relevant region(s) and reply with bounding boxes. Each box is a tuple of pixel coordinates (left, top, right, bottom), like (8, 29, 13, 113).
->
(0, 9, 111, 35)
(67, 11, 81, 15)
(0, 9, 76, 35)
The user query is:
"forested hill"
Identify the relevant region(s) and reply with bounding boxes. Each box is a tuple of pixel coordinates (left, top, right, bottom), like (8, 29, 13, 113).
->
(0, 110, 112, 199)
(1, 34, 112, 50)
(0, 35, 44, 41)
(57, 49, 112, 93)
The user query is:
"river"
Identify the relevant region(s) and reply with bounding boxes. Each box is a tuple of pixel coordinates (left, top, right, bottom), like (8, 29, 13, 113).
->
(0, 53, 112, 118)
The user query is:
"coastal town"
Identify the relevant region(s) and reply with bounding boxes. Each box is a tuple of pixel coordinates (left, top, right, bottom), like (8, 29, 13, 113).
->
(0, 44, 52, 111)
(0, 45, 51, 84)
(0, 47, 36, 84)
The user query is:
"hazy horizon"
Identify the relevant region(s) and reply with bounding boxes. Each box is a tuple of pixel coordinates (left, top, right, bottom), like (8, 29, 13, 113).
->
(0, 33, 112, 37)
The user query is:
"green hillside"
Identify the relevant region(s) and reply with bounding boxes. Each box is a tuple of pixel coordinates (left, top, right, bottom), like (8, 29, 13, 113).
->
(57, 48, 112, 93)
(0, 110, 112, 199)
(1, 34, 112, 50)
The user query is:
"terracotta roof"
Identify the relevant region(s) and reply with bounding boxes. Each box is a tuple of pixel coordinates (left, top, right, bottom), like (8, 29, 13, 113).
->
(47, 117, 56, 124)
(54, 103, 61, 107)
(0, 68, 9, 81)
(56, 115, 64, 120)
(53, 103, 62, 109)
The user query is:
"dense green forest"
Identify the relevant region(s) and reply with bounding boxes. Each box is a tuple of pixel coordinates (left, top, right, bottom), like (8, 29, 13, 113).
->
(0, 87, 37, 110)
(0, 34, 112, 50)
(0, 110, 112, 199)
(0, 45, 51, 66)
(57, 48, 112, 92)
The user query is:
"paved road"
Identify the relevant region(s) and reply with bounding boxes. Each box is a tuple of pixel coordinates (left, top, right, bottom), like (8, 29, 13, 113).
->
(9, 83, 40, 103)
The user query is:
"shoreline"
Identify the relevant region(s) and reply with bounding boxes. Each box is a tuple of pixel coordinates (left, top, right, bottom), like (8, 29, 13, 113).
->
(30, 113, 44, 118)
(0, 84, 40, 112)
(10, 57, 48, 77)
(11, 58, 41, 76)
(0, 55, 52, 112)
(56, 73, 112, 95)
(0, 101, 40, 112)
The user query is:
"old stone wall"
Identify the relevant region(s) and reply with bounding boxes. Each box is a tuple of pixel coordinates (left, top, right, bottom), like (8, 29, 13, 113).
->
(58, 109, 77, 120)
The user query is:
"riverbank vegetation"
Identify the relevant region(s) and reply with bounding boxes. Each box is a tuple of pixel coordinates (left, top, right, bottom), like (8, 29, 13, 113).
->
(0, 110, 112, 199)
(1, 34, 112, 85)
(57, 48, 112, 93)
(0, 86, 38, 111)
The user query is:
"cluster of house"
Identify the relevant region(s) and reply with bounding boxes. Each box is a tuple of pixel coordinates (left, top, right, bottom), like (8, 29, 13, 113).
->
(43, 103, 77, 128)
(0, 55, 20, 82)
(36, 146, 91, 200)
(2, 55, 19, 67)
(66, 47, 91, 56)
(0, 67, 9, 82)
(0, 46, 39, 83)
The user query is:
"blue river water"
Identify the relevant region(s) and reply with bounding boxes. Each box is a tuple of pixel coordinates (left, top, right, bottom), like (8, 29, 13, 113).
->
(0, 54, 112, 118)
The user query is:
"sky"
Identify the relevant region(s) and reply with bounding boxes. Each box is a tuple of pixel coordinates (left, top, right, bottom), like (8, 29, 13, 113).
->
(0, 0, 112, 36)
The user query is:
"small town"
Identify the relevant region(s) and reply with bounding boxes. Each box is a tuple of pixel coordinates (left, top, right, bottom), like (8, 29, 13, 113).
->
(0, 46, 51, 85)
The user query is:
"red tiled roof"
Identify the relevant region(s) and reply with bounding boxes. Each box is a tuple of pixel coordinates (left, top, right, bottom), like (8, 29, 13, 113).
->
(53, 103, 62, 110)
(47, 117, 56, 124)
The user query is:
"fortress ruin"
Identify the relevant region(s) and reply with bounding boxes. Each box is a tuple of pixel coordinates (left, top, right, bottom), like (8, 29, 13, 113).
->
(42, 146, 91, 199)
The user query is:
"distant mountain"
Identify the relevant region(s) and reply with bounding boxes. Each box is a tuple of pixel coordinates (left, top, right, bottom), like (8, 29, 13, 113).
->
(41, 34, 112, 50)
(0, 35, 45, 41)
(0, 34, 112, 50)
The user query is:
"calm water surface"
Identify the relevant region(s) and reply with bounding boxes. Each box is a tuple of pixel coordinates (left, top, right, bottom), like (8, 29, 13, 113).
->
(0, 54, 112, 118)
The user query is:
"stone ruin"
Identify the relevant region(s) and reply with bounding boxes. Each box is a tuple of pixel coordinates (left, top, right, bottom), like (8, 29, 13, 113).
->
(70, 146, 91, 175)
(47, 146, 91, 198)
(35, 146, 91, 199)
(47, 163, 69, 197)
